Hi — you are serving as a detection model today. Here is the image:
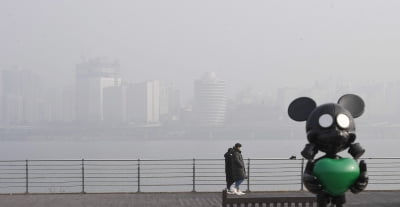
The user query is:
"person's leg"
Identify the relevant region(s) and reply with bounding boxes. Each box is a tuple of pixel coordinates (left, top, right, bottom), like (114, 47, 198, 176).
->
(225, 177, 234, 194)
(234, 179, 244, 190)
(227, 178, 235, 190)
(225, 175, 230, 189)
(233, 179, 245, 195)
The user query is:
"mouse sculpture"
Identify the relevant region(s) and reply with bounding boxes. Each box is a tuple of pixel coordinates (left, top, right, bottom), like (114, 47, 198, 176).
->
(288, 94, 368, 207)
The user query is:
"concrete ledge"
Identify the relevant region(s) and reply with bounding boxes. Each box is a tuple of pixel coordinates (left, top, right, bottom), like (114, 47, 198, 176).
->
(0, 191, 399, 207)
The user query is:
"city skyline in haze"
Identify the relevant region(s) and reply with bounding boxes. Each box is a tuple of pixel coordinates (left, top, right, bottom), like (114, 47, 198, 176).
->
(2, 1, 400, 102)
(2, 63, 400, 128)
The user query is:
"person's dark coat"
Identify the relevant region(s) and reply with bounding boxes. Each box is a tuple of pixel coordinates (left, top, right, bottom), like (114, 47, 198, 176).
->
(231, 148, 246, 181)
(224, 148, 235, 187)
(224, 148, 234, 176)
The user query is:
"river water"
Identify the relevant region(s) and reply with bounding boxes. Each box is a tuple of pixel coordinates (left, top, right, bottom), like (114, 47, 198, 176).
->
(0, 137, 398, 160)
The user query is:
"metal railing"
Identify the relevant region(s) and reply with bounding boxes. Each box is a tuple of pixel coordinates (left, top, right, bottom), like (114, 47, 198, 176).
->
(0, 158, 399, 194)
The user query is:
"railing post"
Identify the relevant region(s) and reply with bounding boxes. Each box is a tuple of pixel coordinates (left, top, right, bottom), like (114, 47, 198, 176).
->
(192, 158, 196, 192)
(247, 158, 250, 192)
(137, 159, 141, 193)
(300, 158, 304, 191)
(81, 159, 85, 193)
(25, 160, 29, 194)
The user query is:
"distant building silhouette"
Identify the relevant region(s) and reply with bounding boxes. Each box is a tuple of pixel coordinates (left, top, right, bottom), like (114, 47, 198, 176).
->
(159, 82, 181, 123)
(127, 80, 160, 124)
(194, 72, 226, 127)
(1, 69, 46, 125)
(76, 58, 121, 124)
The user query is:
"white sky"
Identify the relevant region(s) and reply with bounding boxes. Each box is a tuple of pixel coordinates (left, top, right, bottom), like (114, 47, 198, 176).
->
(1, 0, 400, 100)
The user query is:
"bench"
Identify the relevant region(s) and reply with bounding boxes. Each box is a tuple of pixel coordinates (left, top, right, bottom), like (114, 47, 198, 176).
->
(222, 190, 317, 207)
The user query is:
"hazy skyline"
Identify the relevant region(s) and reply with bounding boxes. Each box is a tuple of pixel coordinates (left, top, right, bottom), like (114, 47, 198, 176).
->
(2, 0, 400, 101)
(2, 2, 400, 199)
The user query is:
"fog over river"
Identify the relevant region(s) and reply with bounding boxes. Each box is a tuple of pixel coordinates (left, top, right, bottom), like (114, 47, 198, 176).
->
(1, 137, 397, 160)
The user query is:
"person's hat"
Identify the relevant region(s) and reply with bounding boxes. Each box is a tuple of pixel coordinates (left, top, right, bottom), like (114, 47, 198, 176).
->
(234, 143, 242, 148)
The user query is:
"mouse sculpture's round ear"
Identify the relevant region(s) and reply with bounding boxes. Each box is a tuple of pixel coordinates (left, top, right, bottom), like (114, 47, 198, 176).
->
(338, 94, 365, 118)
(288, 97, 317, 121)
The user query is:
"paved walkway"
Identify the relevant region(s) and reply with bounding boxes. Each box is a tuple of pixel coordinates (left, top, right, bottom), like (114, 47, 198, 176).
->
(0, 191, 399, 207)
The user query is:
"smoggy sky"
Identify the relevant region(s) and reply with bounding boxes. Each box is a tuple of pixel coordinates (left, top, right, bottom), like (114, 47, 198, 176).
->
(2, 0, 400, 100)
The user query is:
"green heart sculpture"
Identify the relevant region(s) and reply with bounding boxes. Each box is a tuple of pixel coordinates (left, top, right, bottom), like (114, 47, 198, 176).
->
(313, 158, 360, 196)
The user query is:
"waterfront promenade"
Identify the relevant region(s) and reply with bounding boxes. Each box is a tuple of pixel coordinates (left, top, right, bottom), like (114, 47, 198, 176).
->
(1, 191, 400, 207)
(1, 158, 400, 206)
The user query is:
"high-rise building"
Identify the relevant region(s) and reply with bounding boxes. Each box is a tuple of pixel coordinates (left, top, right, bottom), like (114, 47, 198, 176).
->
(194, 72, 227, 127)
(1, 69, 45, 125)
(126, 80, 160, 124)
(159, 82, 180, 122)
(76, 58, 121, 123)
(42, 86, 76, 124)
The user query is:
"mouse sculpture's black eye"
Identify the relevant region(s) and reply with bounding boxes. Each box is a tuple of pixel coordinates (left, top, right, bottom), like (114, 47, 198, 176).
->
(319, 114, 333, 128)
(337, 114, 350, 129)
